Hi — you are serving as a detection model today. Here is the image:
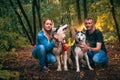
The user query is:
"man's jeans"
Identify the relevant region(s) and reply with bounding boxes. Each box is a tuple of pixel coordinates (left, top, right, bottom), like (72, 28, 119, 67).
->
(87, 50, 108, 65)
(32, 45, 56, 68)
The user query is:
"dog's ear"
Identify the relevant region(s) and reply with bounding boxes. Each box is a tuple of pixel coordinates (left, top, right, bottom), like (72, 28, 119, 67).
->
(52, 28, 57, 32)
(81, 29, 86, 34)
(56, 24, 68, 34)
(52, 25, 61, 37)
(74, 29, 80, 35)
(81, 28, 86, 34)
(53, 25, 61, 32)
(74, 29, 77, 34)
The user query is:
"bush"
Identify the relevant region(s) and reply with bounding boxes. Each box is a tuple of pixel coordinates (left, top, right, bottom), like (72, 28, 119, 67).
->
(0, 31, 29, 51)
(104, 32, 118, 44)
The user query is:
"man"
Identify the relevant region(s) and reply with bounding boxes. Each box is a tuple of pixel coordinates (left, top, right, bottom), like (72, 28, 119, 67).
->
(82, 18, 108, 67)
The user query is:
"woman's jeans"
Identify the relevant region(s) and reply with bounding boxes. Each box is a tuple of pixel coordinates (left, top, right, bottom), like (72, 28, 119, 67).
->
(87, 50, 108, 66)
(32, 45, 56, 69)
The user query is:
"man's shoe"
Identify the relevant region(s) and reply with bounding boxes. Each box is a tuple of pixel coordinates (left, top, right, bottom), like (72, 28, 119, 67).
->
(101, 63, 108, 68)
(41, 66, 51, 72)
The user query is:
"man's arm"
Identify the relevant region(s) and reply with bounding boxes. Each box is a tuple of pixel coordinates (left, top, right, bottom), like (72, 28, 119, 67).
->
(88, 42, 101, 52)
(82, 42, 102, 52)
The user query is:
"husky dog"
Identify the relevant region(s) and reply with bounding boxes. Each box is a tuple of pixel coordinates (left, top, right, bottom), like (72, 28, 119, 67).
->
(74, 30, 94, 72)
(52, 24, 69, 71)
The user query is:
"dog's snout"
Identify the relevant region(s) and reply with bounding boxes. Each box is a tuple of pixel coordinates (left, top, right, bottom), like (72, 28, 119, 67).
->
(78, 38, 81, 41)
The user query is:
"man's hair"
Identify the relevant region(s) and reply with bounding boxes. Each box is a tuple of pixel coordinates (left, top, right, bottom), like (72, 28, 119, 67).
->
(85, 17, 96, 23)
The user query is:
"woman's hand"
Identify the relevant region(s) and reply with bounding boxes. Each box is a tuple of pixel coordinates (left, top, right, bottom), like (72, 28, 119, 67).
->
(53, 33, 63, 42)
(53, 33, 60, 42)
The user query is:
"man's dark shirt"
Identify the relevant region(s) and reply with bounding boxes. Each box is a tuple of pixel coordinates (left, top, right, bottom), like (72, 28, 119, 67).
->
(86, 29, 106, 53)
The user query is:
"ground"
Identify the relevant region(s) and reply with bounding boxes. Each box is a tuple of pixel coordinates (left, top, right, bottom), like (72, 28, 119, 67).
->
(2, 42, 120, 80)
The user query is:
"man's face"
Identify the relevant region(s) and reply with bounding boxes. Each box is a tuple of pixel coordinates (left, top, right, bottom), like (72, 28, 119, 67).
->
(44, 20, 53, 31)
(85, 19, 94, 30)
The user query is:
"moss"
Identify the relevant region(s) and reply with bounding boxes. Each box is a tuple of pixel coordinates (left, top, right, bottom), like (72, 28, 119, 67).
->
(0, 70, 11, 80)
(10, 72, 19, 80)
(0, 70, 19, 80)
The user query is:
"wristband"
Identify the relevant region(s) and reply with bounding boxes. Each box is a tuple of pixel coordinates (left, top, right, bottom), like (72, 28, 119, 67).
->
(89, 47, 92, 51)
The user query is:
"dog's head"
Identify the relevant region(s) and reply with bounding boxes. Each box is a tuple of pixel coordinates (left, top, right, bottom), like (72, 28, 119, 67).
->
(75, 30, 86, 43)
(53, 24, 69, 41)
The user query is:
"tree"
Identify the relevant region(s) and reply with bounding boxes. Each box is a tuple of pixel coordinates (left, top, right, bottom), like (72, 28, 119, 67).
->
(9, 0, 42, 45)
(83, 0, 87, 19)
(110, 0, 120, 42)
(32, 0, 42, 44)
(75, 0, 82, 25)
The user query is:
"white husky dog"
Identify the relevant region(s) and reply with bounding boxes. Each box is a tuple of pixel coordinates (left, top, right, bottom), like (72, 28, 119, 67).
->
(74, 30, 94, 72)
(52, 24, 69, 71)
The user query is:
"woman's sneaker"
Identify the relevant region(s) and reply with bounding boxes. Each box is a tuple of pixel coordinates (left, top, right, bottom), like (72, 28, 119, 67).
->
(41, 66, 51, 72)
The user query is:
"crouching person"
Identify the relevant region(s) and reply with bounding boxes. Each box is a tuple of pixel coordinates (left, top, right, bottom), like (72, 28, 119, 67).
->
(82, 18, 108, 68)
(32, 19, 59, 72)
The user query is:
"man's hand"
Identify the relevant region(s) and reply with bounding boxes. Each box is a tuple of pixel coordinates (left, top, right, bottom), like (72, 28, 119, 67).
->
(81, 45, 89, 52)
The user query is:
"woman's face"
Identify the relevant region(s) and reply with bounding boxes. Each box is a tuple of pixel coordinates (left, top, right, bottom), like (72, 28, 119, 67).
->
(43, 19, 53, 32)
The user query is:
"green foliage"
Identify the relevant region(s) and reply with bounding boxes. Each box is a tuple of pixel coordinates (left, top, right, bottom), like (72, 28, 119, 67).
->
(0, 0, 30, 52)
(104, 32, 118, 44)
(0, 31, 29, 51)
(0, 64, 3, 70)
(86, 0, 120, 43)
(0, 70, 11, 80)
(40, 0, 76, 26)
(0, 70, 19, 80)
(9, 48, 18, 58)
(0, 51, 6, 64)
(0, 0, 120, 51)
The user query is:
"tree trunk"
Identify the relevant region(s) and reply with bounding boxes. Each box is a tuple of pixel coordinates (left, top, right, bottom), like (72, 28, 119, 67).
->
(17, 0, 34, 44)
(83, 0, 87, 19)
(9, 0, 32, 44)
(75, 0, 82, 25)
(67, 7, 71, 26)
(32, 0, 36, 45)
(35, 0, 42, 30)
(10, 0, 42, 45)
(110, 0, 120, 42)
(32, 0, 42, 45)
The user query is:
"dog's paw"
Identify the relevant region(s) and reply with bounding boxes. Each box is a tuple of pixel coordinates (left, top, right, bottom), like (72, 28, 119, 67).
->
(57, 68, 62, 71)
(89, 67, 94, 70)
(76, 69, 80, 72)
(64, 68, 68, 71)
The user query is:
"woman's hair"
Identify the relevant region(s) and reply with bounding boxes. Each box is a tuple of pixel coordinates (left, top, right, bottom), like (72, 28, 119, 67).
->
(43, 18, 54, 27)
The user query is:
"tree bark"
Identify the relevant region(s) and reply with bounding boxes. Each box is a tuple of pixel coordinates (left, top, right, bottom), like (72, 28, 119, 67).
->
(75, 0, 82, 25)
(35, 0, 42, 30)
(32, 0, 36, 45)
(83, 0, 87, 19)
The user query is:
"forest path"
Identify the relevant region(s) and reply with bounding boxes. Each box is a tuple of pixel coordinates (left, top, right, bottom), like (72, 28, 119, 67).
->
(3, 43, 120, 80)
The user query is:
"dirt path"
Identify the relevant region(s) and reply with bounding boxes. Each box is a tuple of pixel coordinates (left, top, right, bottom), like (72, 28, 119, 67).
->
(3, 43, 120, 80)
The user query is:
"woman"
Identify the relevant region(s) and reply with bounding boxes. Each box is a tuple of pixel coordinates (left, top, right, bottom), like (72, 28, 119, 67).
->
(32, 19, 58, 72)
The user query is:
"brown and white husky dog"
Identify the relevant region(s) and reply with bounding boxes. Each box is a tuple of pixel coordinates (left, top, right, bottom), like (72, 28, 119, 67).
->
(52, 24, 71, 71)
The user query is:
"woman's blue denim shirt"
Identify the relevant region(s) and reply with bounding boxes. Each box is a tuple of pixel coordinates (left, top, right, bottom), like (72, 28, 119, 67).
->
(36, 30, 55, 52)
